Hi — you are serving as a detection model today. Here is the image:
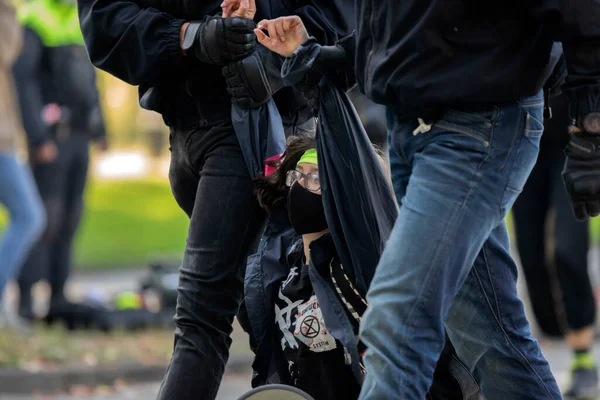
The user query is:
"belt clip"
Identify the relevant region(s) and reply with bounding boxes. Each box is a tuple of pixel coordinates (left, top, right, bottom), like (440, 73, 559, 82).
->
(413, 118, 432, 136)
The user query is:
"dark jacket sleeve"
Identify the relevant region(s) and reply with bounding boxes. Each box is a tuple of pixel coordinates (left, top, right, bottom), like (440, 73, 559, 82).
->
(12, 29, 50, 147)
(284, 0, 354, 46)
(77, 0, 187, 86)
(557, 0, 600, 120)
(89, 76, 107, 140)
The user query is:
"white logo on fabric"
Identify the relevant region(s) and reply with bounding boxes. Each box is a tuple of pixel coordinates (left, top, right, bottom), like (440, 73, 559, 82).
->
(293, 295, 337, 352)
(281, 266, 298, 290)
(274, 289, 303, 350)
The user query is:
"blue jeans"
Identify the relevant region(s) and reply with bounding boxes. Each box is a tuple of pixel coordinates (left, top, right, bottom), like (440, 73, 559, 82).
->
(359, 92, 562, 400)
(0, 153, 45, 299)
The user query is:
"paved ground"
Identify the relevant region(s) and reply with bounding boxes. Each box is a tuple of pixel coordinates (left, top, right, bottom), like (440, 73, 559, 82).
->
(0, 373, 253, 400)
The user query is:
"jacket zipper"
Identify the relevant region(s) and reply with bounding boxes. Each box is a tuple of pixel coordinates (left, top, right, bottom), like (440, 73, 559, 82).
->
(364, 0, 376, 94)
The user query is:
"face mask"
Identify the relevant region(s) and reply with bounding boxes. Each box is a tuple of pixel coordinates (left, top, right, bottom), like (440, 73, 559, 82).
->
(287, 182, 328, 235)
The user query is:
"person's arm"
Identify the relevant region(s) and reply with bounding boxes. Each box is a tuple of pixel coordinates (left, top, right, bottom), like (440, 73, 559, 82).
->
(88, 68, 107, 142)
(557, 0, 600, 220)
(77, 0, 187, 86)
(12, 29, 51, 147)
(283, 0, 353, 46)
(0, 4, 22, 68)
(222, 0, 354, 109)
(78, 0, 256, 86)
(559, 0, 600, 124)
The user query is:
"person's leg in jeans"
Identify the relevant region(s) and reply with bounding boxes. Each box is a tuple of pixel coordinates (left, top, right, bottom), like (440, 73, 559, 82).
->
(48, 136, 89, 306)
(359, 93, 561, 400)
(157, 121, 265, 400)
(0, 154, 45, 317)
(17, 149, 66, 319)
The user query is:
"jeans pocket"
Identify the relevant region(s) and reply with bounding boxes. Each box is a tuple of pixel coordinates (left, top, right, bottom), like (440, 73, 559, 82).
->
(524, 111, 544, 140)
(434, 107, 498, 147)
(501, 108, 543, 211)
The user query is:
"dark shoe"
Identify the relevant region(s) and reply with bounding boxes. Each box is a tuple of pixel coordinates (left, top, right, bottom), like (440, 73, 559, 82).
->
(45, 299, 109, 331)
(564, 367, 600, 399)
(17, 308, 35, 322)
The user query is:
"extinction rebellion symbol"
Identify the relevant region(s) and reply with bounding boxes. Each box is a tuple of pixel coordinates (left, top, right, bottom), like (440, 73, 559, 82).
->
(300, 315, 320, 338)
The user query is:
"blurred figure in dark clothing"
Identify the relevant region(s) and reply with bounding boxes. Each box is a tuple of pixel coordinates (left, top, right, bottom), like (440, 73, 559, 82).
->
(347, 87, 386, 151)
(12, 0, 108, 321)
(512, 91, 598, 399)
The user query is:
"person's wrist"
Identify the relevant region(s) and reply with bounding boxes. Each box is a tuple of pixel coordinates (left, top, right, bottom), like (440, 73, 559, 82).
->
(180, 22, 190, 55)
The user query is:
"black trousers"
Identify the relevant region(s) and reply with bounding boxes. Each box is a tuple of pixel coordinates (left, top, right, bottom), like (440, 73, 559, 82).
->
(512, 94, 595, 337)
(156, 119, 267, 400)
(18, 135, 90, 315)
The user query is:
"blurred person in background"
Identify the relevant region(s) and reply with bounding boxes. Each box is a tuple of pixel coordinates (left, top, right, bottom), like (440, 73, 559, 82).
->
(347, 87, 387, 153)
(11, 0, 108, 322)
(76, 0, 353, 397)
(0, 0, 46, 331)
(513, 58, 599, 398)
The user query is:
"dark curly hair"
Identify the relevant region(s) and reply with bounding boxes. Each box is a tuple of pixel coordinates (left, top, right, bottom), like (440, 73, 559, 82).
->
(254, 134, 317, 214)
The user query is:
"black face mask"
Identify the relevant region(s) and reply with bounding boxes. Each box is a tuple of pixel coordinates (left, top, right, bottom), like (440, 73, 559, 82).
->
(287, 182, 328, 235)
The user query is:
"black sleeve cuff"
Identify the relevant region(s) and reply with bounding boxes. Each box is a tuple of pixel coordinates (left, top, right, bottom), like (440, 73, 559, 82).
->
(564, 84, 600, 122)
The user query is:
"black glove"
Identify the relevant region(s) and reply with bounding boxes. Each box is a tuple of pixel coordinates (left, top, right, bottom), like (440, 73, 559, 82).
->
(562, 131, 600, 220)
(181, 16, 256, 66)
(222, 45, 286, 108)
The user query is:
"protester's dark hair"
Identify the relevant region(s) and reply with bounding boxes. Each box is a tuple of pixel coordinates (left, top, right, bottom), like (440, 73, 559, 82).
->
(255, 134, 317, 214)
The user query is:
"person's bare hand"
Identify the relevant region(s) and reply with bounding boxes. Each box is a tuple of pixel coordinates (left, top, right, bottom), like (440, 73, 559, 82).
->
(254, 16, 308, 58)
(34, 140, 58, 164)
(221, 0, 256, 19)
(42, 103, 61, 126)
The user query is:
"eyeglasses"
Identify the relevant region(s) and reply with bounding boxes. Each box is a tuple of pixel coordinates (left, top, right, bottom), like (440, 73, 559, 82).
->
(286, 169, 320, 192)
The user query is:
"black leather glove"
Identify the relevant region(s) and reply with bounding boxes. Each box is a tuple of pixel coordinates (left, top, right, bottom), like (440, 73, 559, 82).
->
(222, 45, 286, 108)
(562, 131, 600, 220)
(181, 16, 256, 66)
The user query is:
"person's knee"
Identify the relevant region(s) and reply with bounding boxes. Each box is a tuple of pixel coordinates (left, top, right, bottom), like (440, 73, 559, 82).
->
(42, 198, 64, 242)
(61, 201, 84, 239)
(10, 197, 46, 243)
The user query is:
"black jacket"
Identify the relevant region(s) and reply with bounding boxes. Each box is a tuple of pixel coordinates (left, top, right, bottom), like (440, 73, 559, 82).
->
(12, 29, 106, 147)
(355, 0, 600, 122)
(77, 0, 353, 128)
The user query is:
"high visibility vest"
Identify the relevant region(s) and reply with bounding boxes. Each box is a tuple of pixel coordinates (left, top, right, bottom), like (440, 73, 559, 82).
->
(17, 0, 83, 47)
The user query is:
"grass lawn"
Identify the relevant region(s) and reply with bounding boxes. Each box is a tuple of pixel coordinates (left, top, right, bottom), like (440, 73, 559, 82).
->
(0, 326, 174, 369)
(1, 177, 600, 270)
(0, 178, 189, 270)
(0, 320, 250, 369)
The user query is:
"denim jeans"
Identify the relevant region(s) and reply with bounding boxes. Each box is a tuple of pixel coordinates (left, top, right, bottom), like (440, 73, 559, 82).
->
(359, 92, 562, 400)
(18, 135, 89, 315)
(156, 120, 266, 400)
(0, 153, 45, 299)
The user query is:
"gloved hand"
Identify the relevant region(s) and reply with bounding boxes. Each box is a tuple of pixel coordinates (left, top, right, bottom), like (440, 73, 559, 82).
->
(562, 130, 600, 220)
(222, 45, 285, 108)
(181, 15, 256, 66)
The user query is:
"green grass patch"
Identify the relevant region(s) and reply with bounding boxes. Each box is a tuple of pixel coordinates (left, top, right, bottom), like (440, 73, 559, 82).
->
(0, 320, 250, 369)
(75, 178, 188, 269)
(0, 178, 188, 270)
(0, 325, 174, 369)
